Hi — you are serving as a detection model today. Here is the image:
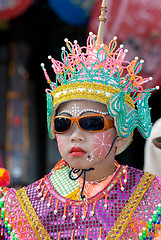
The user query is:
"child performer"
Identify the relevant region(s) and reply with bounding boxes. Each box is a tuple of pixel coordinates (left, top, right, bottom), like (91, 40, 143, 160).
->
(0, 0, 161, 239)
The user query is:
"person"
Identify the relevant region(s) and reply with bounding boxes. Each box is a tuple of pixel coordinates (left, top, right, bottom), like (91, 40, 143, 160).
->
(144, 118, 161, 178)
(0, 1, 161, 239)
(153, 136, 161, 150)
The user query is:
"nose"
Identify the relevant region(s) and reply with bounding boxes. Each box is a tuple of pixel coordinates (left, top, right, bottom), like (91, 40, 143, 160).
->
(70, 122, 86, 142)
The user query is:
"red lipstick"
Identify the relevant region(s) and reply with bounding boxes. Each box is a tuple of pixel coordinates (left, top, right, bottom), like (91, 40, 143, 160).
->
(70, 147, 86, 157)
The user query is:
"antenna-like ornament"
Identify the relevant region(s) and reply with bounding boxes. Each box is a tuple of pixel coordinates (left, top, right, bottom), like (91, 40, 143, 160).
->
(97, 0, 107, 43)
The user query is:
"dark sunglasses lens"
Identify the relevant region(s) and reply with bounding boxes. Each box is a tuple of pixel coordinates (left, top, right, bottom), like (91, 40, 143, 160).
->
(54, 118, 71, 132)
(79, 116, 104, 131)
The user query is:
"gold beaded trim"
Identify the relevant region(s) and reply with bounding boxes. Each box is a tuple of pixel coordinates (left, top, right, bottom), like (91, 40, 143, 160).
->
(16, 187, 51, 240)
(106, 172, 155, 239)
(51, 82, 135, 109)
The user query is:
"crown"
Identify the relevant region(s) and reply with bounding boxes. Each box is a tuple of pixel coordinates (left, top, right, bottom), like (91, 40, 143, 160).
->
(41, 32, 159, 141)
(42, 33, 157, 103)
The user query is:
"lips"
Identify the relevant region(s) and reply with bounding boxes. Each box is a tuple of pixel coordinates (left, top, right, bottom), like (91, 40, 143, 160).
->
(70, 147, 86, 157)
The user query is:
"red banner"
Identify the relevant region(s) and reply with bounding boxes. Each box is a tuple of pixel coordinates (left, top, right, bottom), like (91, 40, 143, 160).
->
(0, 0, 33, 21)
(88, 0, 161, 90)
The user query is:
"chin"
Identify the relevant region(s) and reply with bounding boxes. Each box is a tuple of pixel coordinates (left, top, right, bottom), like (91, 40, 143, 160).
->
(66, 158, 94, 170)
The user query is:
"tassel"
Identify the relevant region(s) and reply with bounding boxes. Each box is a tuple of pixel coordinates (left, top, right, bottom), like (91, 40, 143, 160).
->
(85, 228, 89, 240)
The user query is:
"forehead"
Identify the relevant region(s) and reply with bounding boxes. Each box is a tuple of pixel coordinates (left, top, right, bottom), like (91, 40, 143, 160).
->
(57, 100, 108, 113)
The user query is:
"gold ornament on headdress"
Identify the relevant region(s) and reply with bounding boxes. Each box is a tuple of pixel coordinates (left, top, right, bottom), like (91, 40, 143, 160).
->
(97, 0, 107, 43)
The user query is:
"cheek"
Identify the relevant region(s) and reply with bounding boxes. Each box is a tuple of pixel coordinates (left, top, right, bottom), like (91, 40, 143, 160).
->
(56, 135, 63, 153)
(89, 131, 113, 159)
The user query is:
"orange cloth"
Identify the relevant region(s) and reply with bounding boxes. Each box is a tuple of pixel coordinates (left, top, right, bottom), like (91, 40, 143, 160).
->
(77, 174, 114, 198)
(77, 162, 120, 198)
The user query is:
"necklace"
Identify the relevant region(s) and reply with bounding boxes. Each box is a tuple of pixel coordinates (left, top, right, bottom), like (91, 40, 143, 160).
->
(76, 160, 120, 198)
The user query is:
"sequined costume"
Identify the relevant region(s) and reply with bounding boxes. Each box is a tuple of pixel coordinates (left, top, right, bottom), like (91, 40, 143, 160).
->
(0, 159, 161, 240)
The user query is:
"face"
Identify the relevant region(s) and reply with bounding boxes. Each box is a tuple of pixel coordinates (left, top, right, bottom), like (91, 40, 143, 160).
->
(55, 100, 117, 169)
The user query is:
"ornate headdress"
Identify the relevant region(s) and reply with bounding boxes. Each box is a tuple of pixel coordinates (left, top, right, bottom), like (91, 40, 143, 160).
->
(41, 0, 159, 154)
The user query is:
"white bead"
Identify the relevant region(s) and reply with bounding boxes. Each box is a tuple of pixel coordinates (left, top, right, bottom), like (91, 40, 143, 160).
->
(62, 214, 66, 219)
(124, 49, 128, 53)
(48, 55, 51, 59)
(120, 44, 124, 48)
(40, 63, 44, 67)
(153, 211, 157, 214)
(135, 56, 139, 60)
(158, 203, 161, 207)
(149, 218, 152, 222)
(64, 38, 68, 42)
(149, 77, 153, 81)
(54, 209, 57, 215)
(38, 193, 42, 197)
(113, 36, 117, 40)
(92, 34, 96, 38)
(82, 215, 86, 220)
(41, 197, 44, 202)
(47, 203, 50, 208)
(72, 217, 76, 222)
(140, 59, 144, 63)
(124, 179, 127, 184)
(139, 232, 142, 236)
(61, 47, 65, 51)
(104, 204, 108, 209)
(8, 224, 11, 227)
(74, 40, 78, 44)
(100, 43, 104, 48)
(5, 217, 8, 221)
(142, 227, 146, 231)
(89, 32, 93, 35)
(123, 169, 126, 174)
(98, 238, 101, 240)
(156, 85, 160, 90)
(36, 186, 40, 190)
(90, 211, 94, 216)
(121, 187, 124, 191)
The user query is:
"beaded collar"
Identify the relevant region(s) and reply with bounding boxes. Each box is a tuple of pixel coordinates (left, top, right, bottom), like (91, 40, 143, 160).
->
(37, 159, 128, 206)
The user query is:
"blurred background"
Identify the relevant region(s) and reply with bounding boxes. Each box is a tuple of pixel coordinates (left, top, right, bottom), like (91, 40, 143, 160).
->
(0, 0, 161, 187)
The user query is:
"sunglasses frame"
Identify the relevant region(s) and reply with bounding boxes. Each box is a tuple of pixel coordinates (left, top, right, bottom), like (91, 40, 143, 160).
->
(53, 114, 114, 134)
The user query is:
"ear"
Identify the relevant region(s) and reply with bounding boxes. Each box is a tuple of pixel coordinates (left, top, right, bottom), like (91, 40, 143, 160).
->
(115, 135, 129, 149)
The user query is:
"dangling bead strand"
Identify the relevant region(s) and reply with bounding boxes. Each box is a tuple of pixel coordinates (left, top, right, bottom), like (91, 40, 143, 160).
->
(54, 200, 59, 215)
(90, 201, 96, 216)
(57, 231, 61, 240)
(47, 195, 53, 208)
(72, 207, 76, 222)
(36, 179, 44, 191)
(62, 204, 67, 219)
(85, 228, 89, 240)
(82, 205, 87, 220)
(71, 229, 75, 240)
(104, 194, 108, 209)
(98, 227, 103, 240)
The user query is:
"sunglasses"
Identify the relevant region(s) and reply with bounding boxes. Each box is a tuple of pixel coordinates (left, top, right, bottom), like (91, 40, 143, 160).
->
(53, 114, 114, 133)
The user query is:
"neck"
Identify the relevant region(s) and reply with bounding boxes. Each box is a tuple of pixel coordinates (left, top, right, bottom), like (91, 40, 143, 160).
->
(81, 158, 117, 181)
